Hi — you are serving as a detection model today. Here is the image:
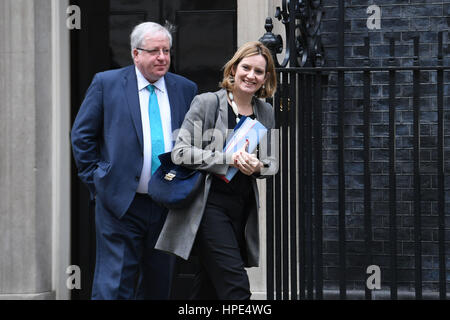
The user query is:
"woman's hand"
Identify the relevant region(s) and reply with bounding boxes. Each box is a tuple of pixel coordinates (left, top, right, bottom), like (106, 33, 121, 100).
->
(232, 140, 263, 175)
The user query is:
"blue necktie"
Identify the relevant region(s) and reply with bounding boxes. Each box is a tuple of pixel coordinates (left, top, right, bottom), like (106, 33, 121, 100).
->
(147, 84, 164, 175)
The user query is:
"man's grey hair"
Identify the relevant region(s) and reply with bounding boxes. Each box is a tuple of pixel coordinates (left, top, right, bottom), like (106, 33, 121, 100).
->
(130, 22, 175, 59)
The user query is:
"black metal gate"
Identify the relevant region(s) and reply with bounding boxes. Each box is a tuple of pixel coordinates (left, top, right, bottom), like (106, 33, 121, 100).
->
(260, 0, 449, 300)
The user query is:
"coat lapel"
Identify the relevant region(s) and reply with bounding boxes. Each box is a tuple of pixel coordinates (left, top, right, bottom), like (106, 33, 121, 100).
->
(165, 73, 183, 131)
(214, 89, 232, 141)
(123, 66, 143, 150)
(252, 97, 268, 128)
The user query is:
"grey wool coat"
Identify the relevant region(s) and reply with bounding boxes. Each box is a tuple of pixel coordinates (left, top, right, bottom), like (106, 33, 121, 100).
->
(155, 88, 278, 267)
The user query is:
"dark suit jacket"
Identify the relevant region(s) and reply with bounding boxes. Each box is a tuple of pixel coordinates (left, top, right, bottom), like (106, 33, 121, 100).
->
(71, 65, 198, 219)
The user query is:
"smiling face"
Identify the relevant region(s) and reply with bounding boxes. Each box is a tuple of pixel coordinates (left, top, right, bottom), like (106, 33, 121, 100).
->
(232, 54, 268, 97)
(133, 31, 171, 83)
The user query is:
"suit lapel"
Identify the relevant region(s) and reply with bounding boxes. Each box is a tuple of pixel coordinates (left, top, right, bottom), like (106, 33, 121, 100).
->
(123, 66, 144, 150)
(165, 73, 182, 131)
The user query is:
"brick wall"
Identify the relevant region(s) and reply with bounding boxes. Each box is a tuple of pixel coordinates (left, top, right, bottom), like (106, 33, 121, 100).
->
(317, 0, 450, 294)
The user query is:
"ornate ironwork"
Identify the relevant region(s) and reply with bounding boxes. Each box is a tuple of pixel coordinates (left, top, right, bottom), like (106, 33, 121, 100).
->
(259, 0, 325, 67)
(259, 17, 284, 67)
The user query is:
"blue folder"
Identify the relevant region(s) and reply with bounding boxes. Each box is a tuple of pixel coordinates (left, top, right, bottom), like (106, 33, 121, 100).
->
(218, 116, 268, 183)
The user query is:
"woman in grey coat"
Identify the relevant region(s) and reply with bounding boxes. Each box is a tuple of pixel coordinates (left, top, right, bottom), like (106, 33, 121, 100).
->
(155, 41, 278, 299)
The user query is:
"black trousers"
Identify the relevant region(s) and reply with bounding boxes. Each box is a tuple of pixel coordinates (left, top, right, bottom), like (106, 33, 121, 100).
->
(191, 191, 251, 300)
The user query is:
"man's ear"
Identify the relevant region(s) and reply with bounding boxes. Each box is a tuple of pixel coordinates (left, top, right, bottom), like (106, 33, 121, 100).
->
(132, 48, 139, 60)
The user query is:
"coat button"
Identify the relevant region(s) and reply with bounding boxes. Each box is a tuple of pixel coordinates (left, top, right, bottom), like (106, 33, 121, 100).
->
(135, 176, 140, 181)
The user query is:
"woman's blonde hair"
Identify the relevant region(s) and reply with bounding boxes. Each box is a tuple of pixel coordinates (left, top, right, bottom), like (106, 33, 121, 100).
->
(220, 41, 277, 98)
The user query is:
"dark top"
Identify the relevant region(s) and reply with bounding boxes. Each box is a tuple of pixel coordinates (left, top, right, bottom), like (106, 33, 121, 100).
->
(210, 103, 256, 199)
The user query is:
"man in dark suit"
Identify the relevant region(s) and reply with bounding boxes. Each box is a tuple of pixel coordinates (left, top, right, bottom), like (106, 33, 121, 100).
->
(71, 22, 197, 299)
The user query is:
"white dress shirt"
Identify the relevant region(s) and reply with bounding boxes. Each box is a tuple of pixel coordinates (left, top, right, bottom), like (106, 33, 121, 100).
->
(135, 67, 173, 193)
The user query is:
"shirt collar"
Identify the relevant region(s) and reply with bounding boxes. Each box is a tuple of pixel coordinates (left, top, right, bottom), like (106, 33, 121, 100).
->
(135, 66, 166, 93)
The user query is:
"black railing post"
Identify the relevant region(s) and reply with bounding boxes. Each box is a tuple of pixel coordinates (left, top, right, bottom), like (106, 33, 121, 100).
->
(266, 173, 274, 300)
(274, 78, 282, 300)
(298, 73, 307, 300)
(281, 70, 290, 300)
(337, 0, 347, 300)
(314, 71, 324, 300)
(363, 36, 373, 300)
(289, 71, 298, 300)
(265, 89, 275, 300)
(305, 73, 314, 300)
(386, 34, 398, 300)
(411, 34, 423, 300)
(436, 31, 447, 300)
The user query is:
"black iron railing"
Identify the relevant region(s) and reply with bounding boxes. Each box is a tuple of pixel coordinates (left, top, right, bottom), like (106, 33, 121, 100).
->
(260, 1, 449, 300)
